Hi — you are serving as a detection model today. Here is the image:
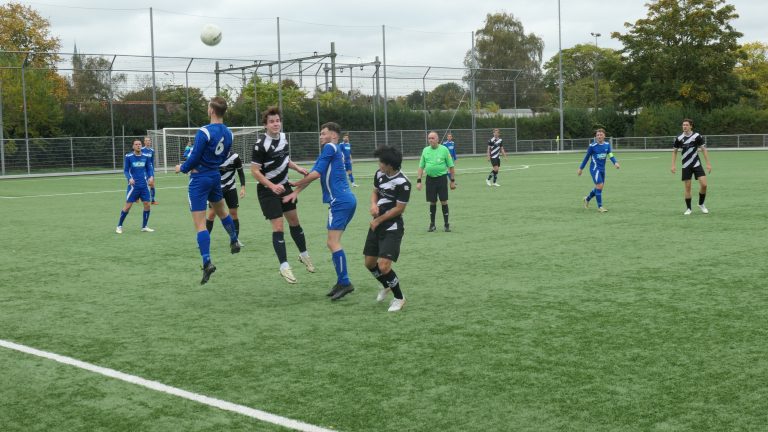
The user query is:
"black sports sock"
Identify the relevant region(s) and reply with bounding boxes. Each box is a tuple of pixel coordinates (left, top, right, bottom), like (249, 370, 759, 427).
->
(272, 231, 288, 264)
(699, 193, 706, 205)
(685, 198, 692, 210)
(233, 219, 240, 236)
(442, 204, 449, 225)
(429, 204, 436, 225)
(368, 265, 389, 288)
(382, 270, 403, 299)
(493, 172, 498, 183)
(205, 219, 214, 233)
(487, 172, 493, 180)
(289, 225, 307, 253)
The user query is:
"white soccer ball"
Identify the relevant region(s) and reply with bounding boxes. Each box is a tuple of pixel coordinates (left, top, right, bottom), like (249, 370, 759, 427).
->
(200, 24, 222, 46)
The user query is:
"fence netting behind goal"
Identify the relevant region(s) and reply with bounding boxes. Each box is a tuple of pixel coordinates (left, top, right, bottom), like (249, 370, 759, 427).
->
(148, 127, 263, 173)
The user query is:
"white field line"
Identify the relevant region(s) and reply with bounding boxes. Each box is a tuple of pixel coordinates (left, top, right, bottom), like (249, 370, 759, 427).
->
(0, 156, 660, 199)
(0, 339, 337, 432)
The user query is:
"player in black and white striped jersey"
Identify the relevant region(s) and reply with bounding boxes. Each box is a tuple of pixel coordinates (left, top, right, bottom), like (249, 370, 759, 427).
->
(671, 118, 712, 215)
(251, 106, 315, 284)
(205, 151, 246, 244)
(364, 145, 410, 312)
(485, 128, 507, 186)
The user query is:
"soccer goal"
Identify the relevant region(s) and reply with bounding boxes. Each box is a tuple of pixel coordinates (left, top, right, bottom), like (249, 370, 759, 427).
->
(147, 127, 263, 173)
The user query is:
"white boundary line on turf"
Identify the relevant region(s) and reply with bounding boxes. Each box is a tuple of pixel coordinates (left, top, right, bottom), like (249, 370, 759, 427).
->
(0, 185, 188, 199)
(0, 339, 337, 432)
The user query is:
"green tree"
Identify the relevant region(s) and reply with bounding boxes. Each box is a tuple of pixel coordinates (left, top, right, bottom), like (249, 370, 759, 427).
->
(0, 2, 66, 138)
(427, 82, 467, 110)
(542, 44, 621, 108)
(464, 12, 545, 109)
(735, 42, 768, 108)
(612, 0, 745, 110)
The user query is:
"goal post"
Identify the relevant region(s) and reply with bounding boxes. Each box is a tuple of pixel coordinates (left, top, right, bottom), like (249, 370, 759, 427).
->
(148, 126, 263, 173)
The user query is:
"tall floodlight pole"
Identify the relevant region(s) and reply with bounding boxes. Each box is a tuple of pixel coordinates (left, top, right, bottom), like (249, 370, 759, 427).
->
(149, 7, 158, 132)
(590, 32, 601, 114)
(470, 31, 477, 152)
(185, 58, 194, 128)
(382, 25, 388, 145)
(557, 0, 564, 153)
(0, 64, 5, 176)
(277, 17, 283, 118)
(21, 53, 30, 174)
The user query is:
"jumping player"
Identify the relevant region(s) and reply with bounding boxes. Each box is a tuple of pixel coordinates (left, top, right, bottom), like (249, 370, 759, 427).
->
(206, 151, 246, 247)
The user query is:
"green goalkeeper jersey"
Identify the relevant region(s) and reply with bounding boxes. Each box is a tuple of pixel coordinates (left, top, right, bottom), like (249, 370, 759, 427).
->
(419, 145, 454, 177)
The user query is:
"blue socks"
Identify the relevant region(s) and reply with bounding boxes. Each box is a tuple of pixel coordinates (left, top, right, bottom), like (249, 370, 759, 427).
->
(220, 215, 238, 242)
(349, 173, 355, 183)
(332, 249, 350, 286)
(142, 210, 150, 228)
(151, 187, 156, 202)
(118, 210, 128, 226)
(197, 230, 211, 265)
(587, 189, 596, 201)
(595, 189, 603, 207)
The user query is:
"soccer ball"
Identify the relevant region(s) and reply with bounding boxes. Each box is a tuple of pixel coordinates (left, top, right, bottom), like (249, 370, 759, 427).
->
(200, 24, 222, 46)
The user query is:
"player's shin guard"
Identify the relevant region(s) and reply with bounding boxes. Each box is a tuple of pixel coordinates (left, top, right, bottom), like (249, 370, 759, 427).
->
(197, 230, 211, 265)
(429, 204, 436, 225)
(289, 225, 307, 253)
(118, 210, 129, 226)
(587, 189, 596, 201)
(442, 204, 449, 225)
(272, 231, 288, 264)
(332, 249, 350, 286)
(349, 173, 355, 183)
(595, 189, 603, 207)
(487, 172, 493, 180)
(142, 210, 150, 228)
(233, 218, 240, 237)
(685, 198, 692, 210)
(220, 215, 238, 242)
(699, 193, 706, 205)
(492, 172, 498, 183)
(206, 219, 214, 233)
(382, 270, 403, 299)
(151, 187, 156, 202)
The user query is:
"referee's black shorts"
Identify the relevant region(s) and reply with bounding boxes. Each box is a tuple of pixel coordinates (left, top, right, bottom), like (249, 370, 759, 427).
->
(681, 164, 706, 181)
(425, 174, 449, 202)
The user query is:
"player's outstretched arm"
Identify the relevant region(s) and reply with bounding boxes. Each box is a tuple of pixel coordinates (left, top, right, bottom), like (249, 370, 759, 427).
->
(288, 160, 309, 176)
(670, 149, 677, 173)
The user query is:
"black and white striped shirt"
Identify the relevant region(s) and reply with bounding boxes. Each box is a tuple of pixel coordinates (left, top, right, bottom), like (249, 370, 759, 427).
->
(374, 169, 411, 231)
(488, 137, 503, 159)
(251, 132, 291, 188)
(673, 132, 705, 169)
(219, 153, 245, 193)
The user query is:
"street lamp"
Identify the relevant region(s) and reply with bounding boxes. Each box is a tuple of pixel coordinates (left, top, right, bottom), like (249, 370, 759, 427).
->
(590, 32, 601, 113)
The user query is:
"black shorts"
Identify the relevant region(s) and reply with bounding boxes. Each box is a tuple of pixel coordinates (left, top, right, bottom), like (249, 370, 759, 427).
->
(682, 165, 706, 181)
(207, 188, 239, 209)
(490, 157, 501, 167)
(426, 174, 448, 202)
(257, 184, 297, 220)
(363, 225, 404, 262)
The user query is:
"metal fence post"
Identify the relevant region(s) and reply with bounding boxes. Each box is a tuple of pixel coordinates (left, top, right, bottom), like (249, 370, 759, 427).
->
(644, 137, 647, 150)
(70, 137, 75, 171)
(737, 135, 740, 148)
(21, 54, 31, 175)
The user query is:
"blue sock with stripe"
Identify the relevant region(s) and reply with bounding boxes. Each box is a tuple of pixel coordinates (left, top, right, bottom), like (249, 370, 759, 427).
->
(349, 173, 355, 183)
(587, 189, 596, 201)
(595, 189, 603, 207)
(151, 187, 156, 201)
(220, 215, 238, 242)
(142, 210, 150, 228)
(197, 230, 211, 265)
(332, 249, 350, 286)
(118, 210, 129, 226)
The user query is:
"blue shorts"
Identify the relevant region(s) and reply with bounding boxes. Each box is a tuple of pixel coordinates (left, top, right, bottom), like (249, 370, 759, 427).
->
(591, 169, 605, 185)
(344, 162, 353, 172)
(188, 174, 223, 212)
(327, 196, 357, 231)
(126, 183, 151, 203)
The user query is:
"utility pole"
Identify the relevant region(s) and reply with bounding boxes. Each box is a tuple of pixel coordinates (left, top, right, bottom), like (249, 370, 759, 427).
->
(590, 32, 601, 114)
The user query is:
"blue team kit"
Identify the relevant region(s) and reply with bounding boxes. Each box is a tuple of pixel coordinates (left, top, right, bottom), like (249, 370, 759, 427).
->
(180, 124, 234, 212)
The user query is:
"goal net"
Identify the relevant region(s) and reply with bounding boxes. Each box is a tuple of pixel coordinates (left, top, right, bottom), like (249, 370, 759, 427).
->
(147, 126, 263, 173)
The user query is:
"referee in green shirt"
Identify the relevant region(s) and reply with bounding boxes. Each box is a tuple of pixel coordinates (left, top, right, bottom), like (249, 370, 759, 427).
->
(416, 131, 456, 232)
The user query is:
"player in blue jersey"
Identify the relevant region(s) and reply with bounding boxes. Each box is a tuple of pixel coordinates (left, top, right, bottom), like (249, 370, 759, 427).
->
(284, 122, 358, 301)
(339, 134, 357, 187)
(578, 128, 620, 212)
(142, 136, 158, 205)
(116, 139, 154, 234)
(442, 132, 457, 162)
(174, 96, 241, 285)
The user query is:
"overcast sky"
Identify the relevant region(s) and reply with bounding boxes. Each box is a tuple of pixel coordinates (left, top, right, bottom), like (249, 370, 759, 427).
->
(14, 0, 768, 95)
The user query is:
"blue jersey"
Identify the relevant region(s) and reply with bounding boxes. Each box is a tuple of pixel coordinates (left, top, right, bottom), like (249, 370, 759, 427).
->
(124, 152, 154, 186)
(141, 146, 155, 165)
(183, 145, 193, 161)
(339, 142, 352, 164)
(442, 140, 457, 161)
(579, 141, 617, 172)
(180, 124, 234, 177)
(311, 142, 354, 204)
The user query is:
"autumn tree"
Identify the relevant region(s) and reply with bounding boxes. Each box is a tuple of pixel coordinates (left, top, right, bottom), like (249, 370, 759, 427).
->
(612, 0, 745, 110)
(735, 42, 768, 108)
(542, 44, 622, 109)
